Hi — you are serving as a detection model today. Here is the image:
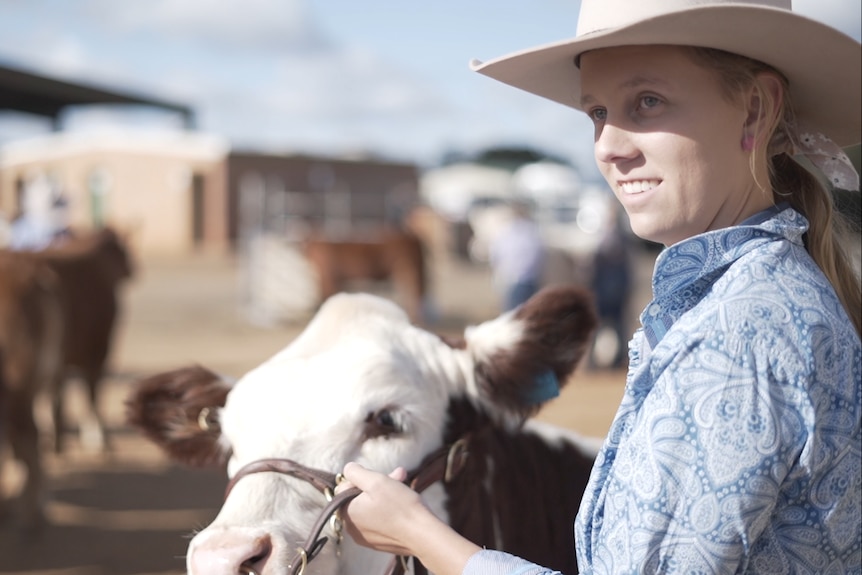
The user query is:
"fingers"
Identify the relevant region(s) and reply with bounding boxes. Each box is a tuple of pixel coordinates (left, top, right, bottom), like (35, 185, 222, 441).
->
(343, 462, 406, 486)
(343, 461, 383, 487)
(335, 462, 406, 495)
(337, 462, 423, 556)
(343, 461, 366, 483)
(334, 477, 354, 496)
(388, 466, 407, 482)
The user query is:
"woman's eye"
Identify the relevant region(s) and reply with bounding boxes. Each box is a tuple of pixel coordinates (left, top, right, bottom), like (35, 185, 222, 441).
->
(638, 95, 661, 110)
(588, 107, 607, 122)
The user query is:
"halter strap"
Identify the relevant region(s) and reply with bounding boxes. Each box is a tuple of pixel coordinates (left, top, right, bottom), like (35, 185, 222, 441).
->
(225, 458, 339, 500)
(228, 436, 471, 575)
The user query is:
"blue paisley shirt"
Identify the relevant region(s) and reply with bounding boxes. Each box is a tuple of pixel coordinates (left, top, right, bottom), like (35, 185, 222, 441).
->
(462, 206, 862, 575)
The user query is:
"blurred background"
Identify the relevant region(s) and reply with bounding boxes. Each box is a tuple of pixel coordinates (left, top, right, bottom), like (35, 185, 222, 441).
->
(0, 1, 859, 573)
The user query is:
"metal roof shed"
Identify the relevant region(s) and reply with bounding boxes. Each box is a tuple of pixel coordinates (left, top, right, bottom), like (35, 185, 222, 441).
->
(0, 61, 194, 129)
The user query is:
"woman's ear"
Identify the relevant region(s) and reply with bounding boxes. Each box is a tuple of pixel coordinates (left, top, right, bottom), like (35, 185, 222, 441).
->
(742, 72, 784, 150)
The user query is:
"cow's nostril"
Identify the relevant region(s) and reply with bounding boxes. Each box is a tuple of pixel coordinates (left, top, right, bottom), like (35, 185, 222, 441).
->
(189, 531, 274, 575)
(239, 555, 265, 575)
(239, 536, 272, 574)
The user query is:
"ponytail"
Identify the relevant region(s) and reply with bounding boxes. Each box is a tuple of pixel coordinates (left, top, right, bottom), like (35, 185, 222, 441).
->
(770, 155, 861, 336)
(689, 46, 861, 337)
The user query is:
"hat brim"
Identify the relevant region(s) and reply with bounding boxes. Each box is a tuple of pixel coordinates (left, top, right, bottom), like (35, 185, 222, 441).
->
(471, 5, 861, 147)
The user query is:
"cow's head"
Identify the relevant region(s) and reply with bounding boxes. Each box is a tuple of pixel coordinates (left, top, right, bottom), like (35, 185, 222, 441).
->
(126, 285, 596, 575)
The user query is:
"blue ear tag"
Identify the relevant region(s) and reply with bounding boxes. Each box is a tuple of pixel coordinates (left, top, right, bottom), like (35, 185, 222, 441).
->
(524, 370, 560, 405)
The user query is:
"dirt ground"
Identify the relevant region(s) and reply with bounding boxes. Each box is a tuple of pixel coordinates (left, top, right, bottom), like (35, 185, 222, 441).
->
(0, 248, 648, 575)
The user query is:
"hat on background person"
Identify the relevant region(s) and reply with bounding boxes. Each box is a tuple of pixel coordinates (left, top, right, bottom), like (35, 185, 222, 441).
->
(471, 0, 861, 148)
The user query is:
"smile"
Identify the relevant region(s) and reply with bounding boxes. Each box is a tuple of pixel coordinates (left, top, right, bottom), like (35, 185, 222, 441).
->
(619, 180, 660, 195)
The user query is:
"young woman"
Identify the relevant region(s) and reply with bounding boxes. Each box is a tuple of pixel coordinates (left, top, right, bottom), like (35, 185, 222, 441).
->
(338, 1, 862, 573)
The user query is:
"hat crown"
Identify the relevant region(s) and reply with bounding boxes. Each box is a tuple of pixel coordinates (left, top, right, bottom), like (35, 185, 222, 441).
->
(576, 0, 792, 36)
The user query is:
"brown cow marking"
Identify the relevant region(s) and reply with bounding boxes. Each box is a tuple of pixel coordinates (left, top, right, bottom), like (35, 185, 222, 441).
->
(442, 398, 592, 575)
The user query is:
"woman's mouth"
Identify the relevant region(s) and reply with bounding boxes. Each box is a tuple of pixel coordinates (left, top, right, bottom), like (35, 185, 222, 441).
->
(619, 180, 660, 195)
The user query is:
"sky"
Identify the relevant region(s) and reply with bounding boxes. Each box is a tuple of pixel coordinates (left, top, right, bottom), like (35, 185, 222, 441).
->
(0, 0, 859, 177)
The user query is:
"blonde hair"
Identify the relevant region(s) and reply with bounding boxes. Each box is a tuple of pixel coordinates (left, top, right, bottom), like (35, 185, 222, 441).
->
(688, 47, 861, 336)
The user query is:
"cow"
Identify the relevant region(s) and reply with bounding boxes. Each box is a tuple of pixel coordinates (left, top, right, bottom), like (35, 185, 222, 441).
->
(5, 226, 134, 455)
(126, 284, 600, 575)
(0, 253, 64, 531)
(302, 227, 428, 324)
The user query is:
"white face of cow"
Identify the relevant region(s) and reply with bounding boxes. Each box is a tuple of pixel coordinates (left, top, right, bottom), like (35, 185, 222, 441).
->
(127, 287, 597, 575)
(207, 295, 466, 574)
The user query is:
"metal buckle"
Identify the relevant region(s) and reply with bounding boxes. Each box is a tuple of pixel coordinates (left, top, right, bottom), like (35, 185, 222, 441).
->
(289, 547, 308, 575)
(444, 437, 469, 482)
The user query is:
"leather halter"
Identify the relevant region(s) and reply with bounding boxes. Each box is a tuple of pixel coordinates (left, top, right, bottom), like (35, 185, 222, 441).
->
(226, 437, 470, 575)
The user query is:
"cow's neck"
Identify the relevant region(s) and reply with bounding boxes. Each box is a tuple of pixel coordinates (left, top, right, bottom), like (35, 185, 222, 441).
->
(442, 398, 591, 575)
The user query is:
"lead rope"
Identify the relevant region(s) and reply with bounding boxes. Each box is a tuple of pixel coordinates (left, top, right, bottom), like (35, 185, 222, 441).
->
(386, 436, 470, 575)
(237, 436, 470, 575)
(285, 486, 362, 575)
(284, 485, 425, 575)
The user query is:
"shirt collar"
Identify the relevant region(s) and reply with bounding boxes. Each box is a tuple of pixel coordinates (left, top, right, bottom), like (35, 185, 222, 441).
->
(739, 201, 791, 226)
(640, 205, 806, 349)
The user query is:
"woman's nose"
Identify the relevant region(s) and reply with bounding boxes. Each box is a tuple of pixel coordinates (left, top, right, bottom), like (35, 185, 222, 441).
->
(594, 122, 639, 165)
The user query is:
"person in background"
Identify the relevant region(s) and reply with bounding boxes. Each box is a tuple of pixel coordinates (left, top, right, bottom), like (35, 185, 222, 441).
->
(588, 204, 633, 369)
(9, 174, 72, 251)
(487, 198, 545, 311)
(337, 1, 862, 573)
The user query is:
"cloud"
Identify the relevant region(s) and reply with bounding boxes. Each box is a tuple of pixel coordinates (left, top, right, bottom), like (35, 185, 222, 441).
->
(84, 0, 330, 53)
(0, 0, 450, 161)
(71, 0, 449, 152)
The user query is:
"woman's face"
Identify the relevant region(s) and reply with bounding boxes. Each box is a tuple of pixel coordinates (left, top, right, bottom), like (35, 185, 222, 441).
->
(579, 45, 772, 246)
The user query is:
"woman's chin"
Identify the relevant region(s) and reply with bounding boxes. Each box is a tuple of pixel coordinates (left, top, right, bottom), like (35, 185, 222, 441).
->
(628, 222, 666, 247)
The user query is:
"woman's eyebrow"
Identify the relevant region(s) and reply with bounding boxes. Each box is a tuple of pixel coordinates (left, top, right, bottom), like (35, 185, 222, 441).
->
(580, 75, 671, 108)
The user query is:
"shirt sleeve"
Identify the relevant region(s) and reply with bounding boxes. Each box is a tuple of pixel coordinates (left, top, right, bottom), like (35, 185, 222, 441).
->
(462, 550, 565, 575)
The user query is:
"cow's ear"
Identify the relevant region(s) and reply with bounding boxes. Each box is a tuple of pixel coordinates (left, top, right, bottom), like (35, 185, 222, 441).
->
(125, 365, 233, 467)
(464, 285, 597, 426)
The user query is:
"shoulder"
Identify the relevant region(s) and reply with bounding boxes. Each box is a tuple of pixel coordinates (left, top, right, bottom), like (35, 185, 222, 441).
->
(659, 244, 860, 394)
(701, 240, 852, 335)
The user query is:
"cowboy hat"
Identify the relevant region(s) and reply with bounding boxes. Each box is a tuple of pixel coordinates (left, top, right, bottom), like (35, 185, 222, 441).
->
(471, 0, 861, 147)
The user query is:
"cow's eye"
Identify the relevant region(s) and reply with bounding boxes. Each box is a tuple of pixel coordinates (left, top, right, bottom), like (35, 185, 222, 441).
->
(364, 408, 401, 439)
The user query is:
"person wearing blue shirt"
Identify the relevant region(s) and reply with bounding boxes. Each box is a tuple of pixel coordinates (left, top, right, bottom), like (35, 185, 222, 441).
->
(337, 1, 862, 573)
(488, 200, 546, 312)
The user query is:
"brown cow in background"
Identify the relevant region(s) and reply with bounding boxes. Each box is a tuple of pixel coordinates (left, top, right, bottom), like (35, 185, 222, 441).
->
(32, 227, 135, 454)
(0, 227, 133, 531)
(0, 253, 63, 531)
(302, 227, 428, 324)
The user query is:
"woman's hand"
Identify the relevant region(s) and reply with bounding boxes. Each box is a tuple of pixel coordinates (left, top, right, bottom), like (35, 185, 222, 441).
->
(338, 462, 481, 574)
(337, 462, 417, 555)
